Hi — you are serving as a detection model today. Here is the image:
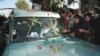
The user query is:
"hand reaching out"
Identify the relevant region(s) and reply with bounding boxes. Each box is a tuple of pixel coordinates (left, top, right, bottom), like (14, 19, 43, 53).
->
(79, 29, 85, 33)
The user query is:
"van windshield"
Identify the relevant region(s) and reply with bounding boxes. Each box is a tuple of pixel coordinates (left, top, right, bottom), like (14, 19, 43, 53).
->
(11, 17, 58, 43)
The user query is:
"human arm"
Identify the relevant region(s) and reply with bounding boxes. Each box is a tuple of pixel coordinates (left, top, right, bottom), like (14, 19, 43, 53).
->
(79, 29, 91, 34)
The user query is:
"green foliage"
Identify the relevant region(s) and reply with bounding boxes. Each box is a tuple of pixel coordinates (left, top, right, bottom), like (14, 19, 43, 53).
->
(28, 17, 42, 27)
(25, 17, 42, 39)
(31, 0, 61, 11)
(16, 0, 29, 10)
(28, 17, 42, 28)
(42, 0, 61, 11)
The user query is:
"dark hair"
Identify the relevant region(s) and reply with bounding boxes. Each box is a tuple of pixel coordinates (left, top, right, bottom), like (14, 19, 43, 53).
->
(59, 10, 66, 15)
(69, 9, 75, 14)
(74, 14, 80, 18)
(84, 13, 92, 19)
(84, 13, 93, 23)
(83, 9, 88, 12)
(74, 14, 84, 24)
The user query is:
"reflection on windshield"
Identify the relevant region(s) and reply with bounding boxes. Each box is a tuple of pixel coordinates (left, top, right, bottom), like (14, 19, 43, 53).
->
(12, 17, 59, 43)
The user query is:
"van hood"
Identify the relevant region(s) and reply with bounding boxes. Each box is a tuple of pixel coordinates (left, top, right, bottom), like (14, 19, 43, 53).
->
(2, 40, 46, 56)
(2, 38, 64, 56)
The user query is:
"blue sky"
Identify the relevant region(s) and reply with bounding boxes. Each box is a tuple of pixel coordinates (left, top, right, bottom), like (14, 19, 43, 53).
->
(0, 0, 32, 9)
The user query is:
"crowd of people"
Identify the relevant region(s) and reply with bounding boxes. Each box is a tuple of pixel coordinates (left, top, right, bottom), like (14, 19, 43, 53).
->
(59, 7, 100, 45)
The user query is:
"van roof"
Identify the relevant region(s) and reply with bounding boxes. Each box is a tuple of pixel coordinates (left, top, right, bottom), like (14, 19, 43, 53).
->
(13, 9, 60, 18)
(0, 9, 60, 18)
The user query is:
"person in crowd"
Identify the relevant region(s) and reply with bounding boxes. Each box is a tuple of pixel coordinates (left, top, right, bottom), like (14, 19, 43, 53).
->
(75, 9, 84, 19)
(59, 10, 70, 35)
(0, 15, 6, 28)
(90, 7, 100, 45)
(62, 14, 85, 38)
(83, 13, 95, 42)
(62, 11, 70, 28)
(59, 10, 68, 28)
(0, 15, 6, 36)
(70, 14, 85, 38)
(82, 9, 89, 17)
(89, 7, 99, 19)
(68, 9, 75, 29)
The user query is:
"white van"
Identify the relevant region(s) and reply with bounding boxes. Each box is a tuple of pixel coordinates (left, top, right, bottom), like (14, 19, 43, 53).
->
(2, 9, 60, 56)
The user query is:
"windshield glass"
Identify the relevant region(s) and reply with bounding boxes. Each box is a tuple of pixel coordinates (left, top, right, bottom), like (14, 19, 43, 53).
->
(12, 17, 59, 43)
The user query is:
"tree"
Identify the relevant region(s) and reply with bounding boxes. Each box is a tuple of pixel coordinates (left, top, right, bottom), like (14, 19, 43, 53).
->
(16, 0, 29, 10)
(30, 0, 43, 4)
(31, 0, 61, 11)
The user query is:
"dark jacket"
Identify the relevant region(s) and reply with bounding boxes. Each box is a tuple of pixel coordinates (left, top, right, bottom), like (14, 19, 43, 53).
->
(71, 18, 85, 39)
(91, 14, 100, 45)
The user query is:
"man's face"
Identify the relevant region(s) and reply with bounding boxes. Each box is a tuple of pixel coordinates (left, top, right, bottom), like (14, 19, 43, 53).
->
(74, 17, 79, 23)
(68, 12, 73, 17)
(85, 16, 91, 22)
(61, 12, 66, 17)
